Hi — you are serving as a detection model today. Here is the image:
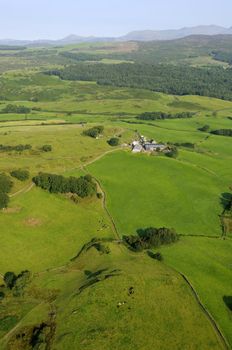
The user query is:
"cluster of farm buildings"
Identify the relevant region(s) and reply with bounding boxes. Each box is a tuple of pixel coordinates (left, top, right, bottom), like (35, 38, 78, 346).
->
(131, 135, 169, 153)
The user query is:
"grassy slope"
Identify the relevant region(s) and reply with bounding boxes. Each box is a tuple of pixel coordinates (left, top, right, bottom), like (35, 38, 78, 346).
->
(160, 236, 232, 347)
(0, 187, 114, 273)
(88, 151, 225, 236)
(1, 244, 224, 350)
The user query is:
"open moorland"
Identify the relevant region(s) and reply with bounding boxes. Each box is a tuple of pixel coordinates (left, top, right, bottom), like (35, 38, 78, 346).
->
(0, 36, 231, 349)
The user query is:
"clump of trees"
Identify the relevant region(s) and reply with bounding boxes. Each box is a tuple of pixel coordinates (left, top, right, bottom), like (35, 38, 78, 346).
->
(210, 129, 232, 137)
(198, 125, 210, 132)
(10, 169, 30, 181)
(3, 270, 31, 296)
(166, 146, 179, 159)
(137, 111, 194, 121)
(0, 144, 32, 152)
(32, 173, 97, 198)
(41, 144, 52, 152)
(123, 227, 179, 252)
(108, 137, 120, 146)
(83, 126, 104, 138)
(0, 173, 13, 209)
(1, 104, 31, 114)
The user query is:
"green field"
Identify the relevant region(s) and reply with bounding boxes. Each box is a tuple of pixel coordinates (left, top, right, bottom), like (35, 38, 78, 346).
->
(88, 151, 226, 236)
(0, 39, 232, 349)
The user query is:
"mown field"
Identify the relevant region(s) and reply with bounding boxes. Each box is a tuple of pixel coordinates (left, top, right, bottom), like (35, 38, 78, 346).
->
(0, 45, 231, 349)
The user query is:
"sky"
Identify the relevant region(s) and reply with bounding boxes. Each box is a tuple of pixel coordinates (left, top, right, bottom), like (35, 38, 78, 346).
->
(0, 0, 232, 39)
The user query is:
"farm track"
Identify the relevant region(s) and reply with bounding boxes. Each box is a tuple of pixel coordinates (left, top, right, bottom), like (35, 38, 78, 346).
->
(9, 182, 35, 198)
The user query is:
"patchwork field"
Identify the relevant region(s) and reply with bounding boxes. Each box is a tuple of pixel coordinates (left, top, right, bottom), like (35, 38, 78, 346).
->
(0, 48, 231, 349)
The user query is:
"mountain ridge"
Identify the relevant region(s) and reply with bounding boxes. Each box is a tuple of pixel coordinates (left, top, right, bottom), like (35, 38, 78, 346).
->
(0, 25, 232, 46)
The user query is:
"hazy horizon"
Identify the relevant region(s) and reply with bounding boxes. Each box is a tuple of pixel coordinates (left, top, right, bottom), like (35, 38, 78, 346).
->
(0, 0, 232, 40)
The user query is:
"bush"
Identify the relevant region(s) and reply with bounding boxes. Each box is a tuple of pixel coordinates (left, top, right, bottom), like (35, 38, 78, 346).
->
(41, 145, 52, 152)
(4, 272, 17, 290)
(108, 137, 120, 146)
(83, 126, 104, 138)
(166, 147, 179, 159)
(0, 291, 5, 301)
(97, 192, 103, 199)
(148, 251, 163, 261)
(10, 169, 30, 181)
(198, 125, 210, 132)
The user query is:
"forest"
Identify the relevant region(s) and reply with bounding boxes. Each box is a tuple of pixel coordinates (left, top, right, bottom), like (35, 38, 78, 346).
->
(47, 63, 232, 101)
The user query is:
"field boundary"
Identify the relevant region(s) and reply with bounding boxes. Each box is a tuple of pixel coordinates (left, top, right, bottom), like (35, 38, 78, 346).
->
(171, 267, 230, 349)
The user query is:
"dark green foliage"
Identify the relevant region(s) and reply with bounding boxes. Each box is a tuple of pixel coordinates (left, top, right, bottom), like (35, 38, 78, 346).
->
(0, 192, 9, 209)
(32, 173, 97, 198)
(198, 125, 210, 132)
(83, 125, 104, 138)
(123, 227, 179, 252)
(93, 243, 111, 255)
(137, 111, 194, 121)
(12, 271, 31, 297)
(3, 270, 31, 295)
(60, 51, 102, 62)
(4, 272, 17, 290)
(0, 173, 12, 209)
(173, 142, 195, 149)
(97, 192, 103, 199)
(41, 144, 52, 152)
(0, 173, 13, 193)
(10, 169, 30, 181)
(0, 291, 5, 301)
(47, 63, 232, 101)
(166, 147, 179, 159)
(210, 129, 232, 137)
(212, 51, 232, 65)
(108, 137, 120, 146)
(1, 104, 31, 114)
(0, 144, 32, 152)
(147, 251, 163, 261)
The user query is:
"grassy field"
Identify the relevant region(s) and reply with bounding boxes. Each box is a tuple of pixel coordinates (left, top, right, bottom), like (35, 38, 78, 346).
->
(88, 151, 227, 236)
(0, 54, 231, 349)
(160, 236, 232, 347)
(0, 244, 226, 350)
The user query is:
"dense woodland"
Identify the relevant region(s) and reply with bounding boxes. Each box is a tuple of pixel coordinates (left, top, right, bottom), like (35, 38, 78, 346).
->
(47, 63, 232, 101)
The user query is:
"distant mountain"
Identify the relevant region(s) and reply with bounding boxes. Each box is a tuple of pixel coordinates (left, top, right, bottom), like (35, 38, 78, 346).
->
(0, 25, 232, 47)
(120, 25, 232, 41)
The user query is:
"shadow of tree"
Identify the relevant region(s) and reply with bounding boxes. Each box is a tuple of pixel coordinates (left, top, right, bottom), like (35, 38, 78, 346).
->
(220, 193, 232, 210)
(223, 296, 232, 311)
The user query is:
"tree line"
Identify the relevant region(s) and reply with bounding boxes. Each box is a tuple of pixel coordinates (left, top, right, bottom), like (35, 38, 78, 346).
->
(1, 104, 31, 114)
(46, 63, 232, 101)
(137, 111, 194, 120)
(210, 129, 232, 137)
(0, 173, 13, 209)
(33, 173, 97, 198)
